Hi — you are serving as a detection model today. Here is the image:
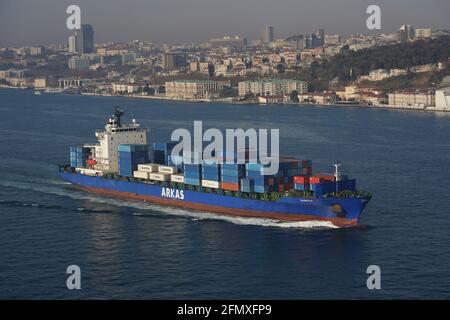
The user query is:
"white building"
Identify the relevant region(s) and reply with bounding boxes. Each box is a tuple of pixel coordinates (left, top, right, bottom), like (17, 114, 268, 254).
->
(34, 78, 47, 89)
(415, 28, 432, 39)
(165, 80, 230, 99)
(388, 91, 435, 109)
(435, 88, 450, 111)
(112, 83, 142, 94)
(238, 79, 308, 97)
(91, 109, 148, 173)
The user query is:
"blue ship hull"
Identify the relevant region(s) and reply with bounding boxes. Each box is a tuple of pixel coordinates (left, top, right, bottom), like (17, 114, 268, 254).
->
(58, 172, 370, 227)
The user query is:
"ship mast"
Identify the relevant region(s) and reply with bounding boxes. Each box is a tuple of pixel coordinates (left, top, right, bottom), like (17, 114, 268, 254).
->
(112, 107, 124, 127)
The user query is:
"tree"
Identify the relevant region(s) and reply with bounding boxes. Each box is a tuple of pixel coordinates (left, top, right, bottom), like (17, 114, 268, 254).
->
(290, 90, 299, 103)
(219, 86, 237, 98)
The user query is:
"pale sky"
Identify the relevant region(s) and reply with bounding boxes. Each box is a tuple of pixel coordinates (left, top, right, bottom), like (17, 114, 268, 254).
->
(0, 0, 449, 47)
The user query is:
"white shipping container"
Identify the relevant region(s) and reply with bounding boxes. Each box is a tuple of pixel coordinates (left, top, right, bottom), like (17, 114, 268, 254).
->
(158, 165, 176, 174)
(171, 174, 185, 183)
(150, 173, 170, 181)
(133, 171, 150, 179)
(137, 163, 159, 173)
(202, 179, 220, 189)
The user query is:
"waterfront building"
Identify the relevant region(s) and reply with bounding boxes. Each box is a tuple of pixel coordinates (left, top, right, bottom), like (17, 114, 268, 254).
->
(388, 91, 435, 108)
(435, 88, 450, 111)
(34, 78, 47, 89)
(165, 80, 231, 99)
(238, 79, 309, 97)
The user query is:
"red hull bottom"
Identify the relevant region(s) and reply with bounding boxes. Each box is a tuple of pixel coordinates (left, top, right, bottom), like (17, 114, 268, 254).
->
(77, 185, 357, 227)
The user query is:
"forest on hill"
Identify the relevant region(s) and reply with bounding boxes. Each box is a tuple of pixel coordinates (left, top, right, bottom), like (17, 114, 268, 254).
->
(308, 36, 450, 90)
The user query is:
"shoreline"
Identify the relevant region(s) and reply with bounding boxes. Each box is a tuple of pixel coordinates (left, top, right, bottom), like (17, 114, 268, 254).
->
(1, 85, 448, 113)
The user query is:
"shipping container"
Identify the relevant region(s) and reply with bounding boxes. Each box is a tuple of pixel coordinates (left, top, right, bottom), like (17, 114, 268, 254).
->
(240, 178, 255, 193)
(221, 175, 240, 184)
(220, 182, 240, 191)
(202, 180, 220, 189)
(119, 144, 150, 177)
(170, 174, 185, 183)
(133, 171, 150, 179)
(158, 165, 176, 174)
(149, 172, 170, 182)
(184, 177, 201, 186)
(293, 176, 309, 184)
(137, 163, 159, 173)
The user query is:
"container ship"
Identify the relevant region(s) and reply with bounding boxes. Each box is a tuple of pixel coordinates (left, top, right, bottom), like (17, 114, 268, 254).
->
(58, 108, 371, 227)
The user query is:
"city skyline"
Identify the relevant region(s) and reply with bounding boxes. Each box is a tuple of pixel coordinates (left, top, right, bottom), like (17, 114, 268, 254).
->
(1, 0, 450, 47)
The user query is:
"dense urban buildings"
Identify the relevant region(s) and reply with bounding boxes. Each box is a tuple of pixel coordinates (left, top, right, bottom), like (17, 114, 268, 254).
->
(208, 36, 247, 49)
(1, 21, 449, 112)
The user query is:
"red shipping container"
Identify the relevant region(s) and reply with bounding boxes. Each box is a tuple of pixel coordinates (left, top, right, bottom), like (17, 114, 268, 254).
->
(221, 182, 240, 191)
(310, 176, 324, 184)
(310, 175, 335, 184)
(294, 176, 308, 184)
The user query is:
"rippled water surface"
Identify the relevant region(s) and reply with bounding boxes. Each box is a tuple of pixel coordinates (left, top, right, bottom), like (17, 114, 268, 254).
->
(1, 89, 450, 299)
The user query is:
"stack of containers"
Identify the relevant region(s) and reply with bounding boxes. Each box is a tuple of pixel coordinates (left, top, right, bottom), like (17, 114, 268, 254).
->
(118, 144, 149, 177)
(301, 160, 313, 176)
(240, 177, 255, 193)
(69, 146, 90, 168)
(276, 158, 301, 192)
(202, 160, 221, 189)
(183, 164, 202, 186)
(221, 163, 245, 191)
(293, 176, 309, 191)
(245, 163, 273, 193)
(133, 163, 159, 180)
(153, 142, 177, 165)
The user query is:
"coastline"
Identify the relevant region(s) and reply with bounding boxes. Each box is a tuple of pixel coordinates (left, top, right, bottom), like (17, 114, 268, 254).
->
(1, 85, 448, 112)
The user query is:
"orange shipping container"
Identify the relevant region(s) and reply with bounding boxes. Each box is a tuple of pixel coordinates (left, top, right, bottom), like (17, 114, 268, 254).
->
(221, 182, 240, 191)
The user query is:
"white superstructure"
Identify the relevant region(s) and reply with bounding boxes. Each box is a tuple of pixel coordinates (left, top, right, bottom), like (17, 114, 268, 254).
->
(91, 108, 148, 173)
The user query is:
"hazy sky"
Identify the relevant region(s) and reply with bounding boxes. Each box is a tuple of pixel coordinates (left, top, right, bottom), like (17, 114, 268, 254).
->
(1, 0, 449, 47)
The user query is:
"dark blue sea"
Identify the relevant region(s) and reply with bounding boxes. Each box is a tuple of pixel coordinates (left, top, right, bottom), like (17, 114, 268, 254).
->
(1, 88, 450, 299)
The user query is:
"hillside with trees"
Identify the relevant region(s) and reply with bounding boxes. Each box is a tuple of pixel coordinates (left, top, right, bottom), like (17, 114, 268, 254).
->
(309, 36, 450, 90)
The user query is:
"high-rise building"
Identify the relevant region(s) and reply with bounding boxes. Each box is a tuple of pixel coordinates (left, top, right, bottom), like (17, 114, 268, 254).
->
(316, 29, 325, 46)
(68, 35, 77, 53)
(75, 24, 94, 54)
(399, 25, 415, 41)
(162, 53, 187, 70)
(262, 25, 274, 43)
